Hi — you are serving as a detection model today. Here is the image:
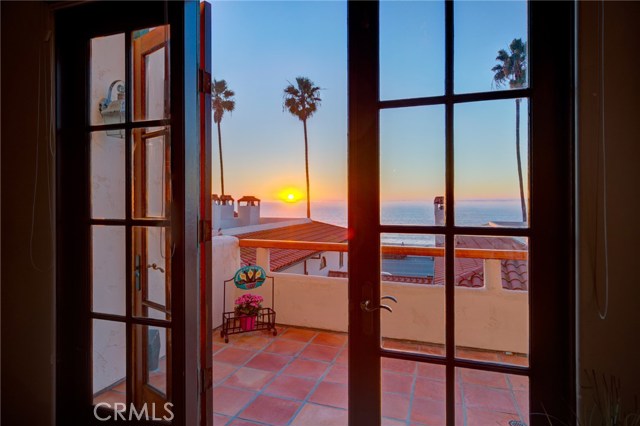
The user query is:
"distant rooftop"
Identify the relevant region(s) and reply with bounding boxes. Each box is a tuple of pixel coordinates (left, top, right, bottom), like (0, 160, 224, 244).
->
(434, 235, 528, 290)
(329, 235, 527, 291)
(237, 220, 348, 272)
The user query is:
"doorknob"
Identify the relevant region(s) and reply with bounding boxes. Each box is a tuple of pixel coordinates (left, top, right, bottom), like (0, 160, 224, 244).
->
(360, 300, 393, 313)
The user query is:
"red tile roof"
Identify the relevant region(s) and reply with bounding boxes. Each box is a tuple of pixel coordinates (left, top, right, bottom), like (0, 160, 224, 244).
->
(328, 270, 434, 285)
(331, 236, 527, 291)
(236, 221, 348, 272)
(432, 235, 527, 290)
(237, 221, 527, 290)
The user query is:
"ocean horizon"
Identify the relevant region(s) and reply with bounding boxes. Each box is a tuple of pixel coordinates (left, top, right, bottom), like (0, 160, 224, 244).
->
(259, 199, 527, 247)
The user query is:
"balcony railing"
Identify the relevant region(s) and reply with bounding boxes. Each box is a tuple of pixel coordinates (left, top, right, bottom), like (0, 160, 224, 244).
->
(214, 237, 529, 355)
(238, 238, 528, 260)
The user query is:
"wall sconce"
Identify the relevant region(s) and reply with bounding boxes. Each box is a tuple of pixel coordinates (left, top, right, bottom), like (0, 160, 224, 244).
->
(98, 80, 125, 138)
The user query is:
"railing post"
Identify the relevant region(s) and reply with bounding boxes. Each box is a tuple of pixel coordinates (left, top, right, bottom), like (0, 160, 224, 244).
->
(256, 247, 271, 273)
(484, 259, 503, 292)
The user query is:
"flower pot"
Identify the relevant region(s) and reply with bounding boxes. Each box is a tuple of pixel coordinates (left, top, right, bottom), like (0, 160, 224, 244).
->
(239, 315, 256, 331)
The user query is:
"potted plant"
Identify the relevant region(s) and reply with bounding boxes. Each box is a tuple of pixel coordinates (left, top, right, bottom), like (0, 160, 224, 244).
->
(234, 293, 263, 331)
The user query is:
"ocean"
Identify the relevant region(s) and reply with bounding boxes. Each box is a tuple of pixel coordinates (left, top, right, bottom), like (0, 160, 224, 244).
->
(260, 200, 526, 247)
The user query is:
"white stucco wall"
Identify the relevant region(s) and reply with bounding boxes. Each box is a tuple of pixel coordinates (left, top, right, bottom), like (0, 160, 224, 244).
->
(90, 33, 127, 395)
(219, 247, 528, 354)
(212, 236, 242, 329)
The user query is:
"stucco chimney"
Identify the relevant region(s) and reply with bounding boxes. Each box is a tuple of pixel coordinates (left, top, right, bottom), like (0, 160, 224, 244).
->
(212, 194, 236, 230)
(238, 196, 261, 226)
(434, 196, 445, 247)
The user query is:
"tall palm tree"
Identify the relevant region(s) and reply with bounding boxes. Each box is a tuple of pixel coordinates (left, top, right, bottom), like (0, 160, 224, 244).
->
(492, 38, 528, 223)
(212, 79, 235, 196)
(283, 77, 322, 218)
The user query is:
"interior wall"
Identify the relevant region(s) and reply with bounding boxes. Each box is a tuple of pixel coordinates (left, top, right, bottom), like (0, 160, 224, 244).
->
(1, 2, 55, 425)
(578, 0, 640, 415)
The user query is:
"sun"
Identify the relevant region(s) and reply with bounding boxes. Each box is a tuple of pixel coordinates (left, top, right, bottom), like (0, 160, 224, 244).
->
(278, 187, 302, 203)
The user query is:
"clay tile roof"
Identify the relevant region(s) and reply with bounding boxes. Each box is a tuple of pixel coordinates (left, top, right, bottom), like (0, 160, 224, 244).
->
(238, 195, 261, 203)
(237, 221, 348, 272)
(211, 194, 220, 201)
(328, 270, 435, 285)
(237, 224, 527, 290)
(432, 235, 528, 290)
(220, 195, 234, 202)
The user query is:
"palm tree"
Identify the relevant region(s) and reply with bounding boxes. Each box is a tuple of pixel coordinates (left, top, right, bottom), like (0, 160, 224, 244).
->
(212, 79, 235, 196)
(492, 38, 527, 223)
(283, 77, 322, 218)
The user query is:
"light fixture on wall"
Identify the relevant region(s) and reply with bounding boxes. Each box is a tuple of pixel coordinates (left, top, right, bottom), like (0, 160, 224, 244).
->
(98, 80, 125, 138)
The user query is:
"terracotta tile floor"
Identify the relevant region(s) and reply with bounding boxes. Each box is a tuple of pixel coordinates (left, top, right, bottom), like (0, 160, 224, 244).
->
(212, 325, 529, 426)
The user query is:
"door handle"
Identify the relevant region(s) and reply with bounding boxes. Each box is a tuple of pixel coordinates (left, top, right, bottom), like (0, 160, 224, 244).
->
(360, 300, 393, 313)
(381, 295, 398, 303)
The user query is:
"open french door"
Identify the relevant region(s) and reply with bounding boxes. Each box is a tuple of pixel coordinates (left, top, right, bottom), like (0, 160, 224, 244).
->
(347, 2, 574, 425)
(56, 2, 211, 425)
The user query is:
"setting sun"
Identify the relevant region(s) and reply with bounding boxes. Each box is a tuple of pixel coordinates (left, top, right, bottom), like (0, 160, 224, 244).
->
(278, 187, 303, 203)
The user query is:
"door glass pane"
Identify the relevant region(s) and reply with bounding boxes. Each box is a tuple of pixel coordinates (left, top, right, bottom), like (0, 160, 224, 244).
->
(380, 233, 445, 356)
(380, 106, 445, 226)
(91, 33, 126, 126)
(380, 358, 446, 425)
(456, 368, 529, 425)
(132, 127, 171, 219)
(454, 0, 528, 94)
(380, 0, 445, 100)
(133, 26, 170, 121)
(454, 99, 529, 226)
(133, 324, 171, 403)
(454, 235, 529, 366)
(132, 226, 171, 320)
(92, 226, 126, 316)
(93, 319, 127, 406)
(91, 131, 125, 219)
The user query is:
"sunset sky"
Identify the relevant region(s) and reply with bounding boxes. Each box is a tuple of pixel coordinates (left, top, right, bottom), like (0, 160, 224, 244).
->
(210, 0, 528, 203)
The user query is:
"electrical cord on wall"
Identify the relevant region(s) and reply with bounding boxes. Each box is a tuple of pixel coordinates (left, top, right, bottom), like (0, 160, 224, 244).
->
(29, 12, 55, 272)
(593, 0, 609, 320)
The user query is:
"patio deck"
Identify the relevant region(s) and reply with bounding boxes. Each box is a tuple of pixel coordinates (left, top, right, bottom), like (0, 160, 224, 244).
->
(212, 325, 529, 426)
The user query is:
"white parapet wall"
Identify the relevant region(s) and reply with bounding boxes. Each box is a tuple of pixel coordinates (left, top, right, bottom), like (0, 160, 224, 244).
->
(219, 247, 528, 354)
(212, 236, 242, 329)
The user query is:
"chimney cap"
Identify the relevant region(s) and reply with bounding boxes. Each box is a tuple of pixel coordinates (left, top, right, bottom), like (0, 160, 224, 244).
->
(434, 196, 444, 204)
(220, 195, 234, 201)
(238, 195, 261, 204)
(212, 194, 220, 201)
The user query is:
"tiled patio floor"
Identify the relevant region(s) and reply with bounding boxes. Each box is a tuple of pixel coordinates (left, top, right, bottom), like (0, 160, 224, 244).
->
(212, 325, 529, 426)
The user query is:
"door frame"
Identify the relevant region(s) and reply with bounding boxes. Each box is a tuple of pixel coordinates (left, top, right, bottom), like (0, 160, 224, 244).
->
(346, 1, 575, 425)
(55, 2, 202, 424)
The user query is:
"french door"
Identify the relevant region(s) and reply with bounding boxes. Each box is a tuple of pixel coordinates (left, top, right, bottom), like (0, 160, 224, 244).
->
(347, 2, 574, 425)
(56, 2, 211, 425)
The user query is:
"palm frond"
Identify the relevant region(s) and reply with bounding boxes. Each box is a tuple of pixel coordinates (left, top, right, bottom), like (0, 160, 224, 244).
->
(491, 39, 527, 90)
(212, 78, 236, 124)
(282, 76, 322, 122)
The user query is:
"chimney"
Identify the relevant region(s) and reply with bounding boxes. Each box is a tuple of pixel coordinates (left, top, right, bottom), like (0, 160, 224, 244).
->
(434, 196, 445, 247)
(238, 196, 261, 226)
(212, 194, 236, 230)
